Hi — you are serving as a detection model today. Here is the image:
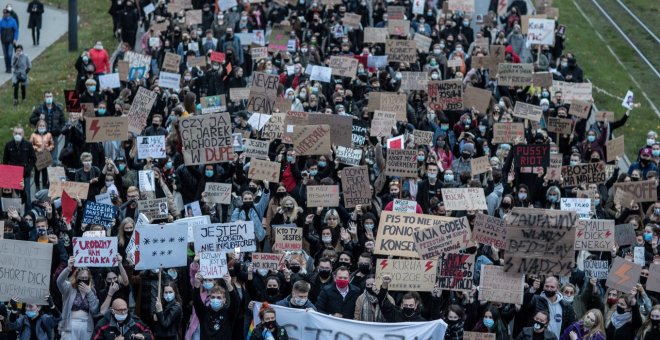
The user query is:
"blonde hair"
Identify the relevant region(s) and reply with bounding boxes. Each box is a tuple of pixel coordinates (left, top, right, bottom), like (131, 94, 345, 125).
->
(638, 305, 660, 339)
(118, 217, 135, 247)
(323, 209, 341, 227)
(582, 309, 606, 340)
(280, 196, 301, 221)
(70, 268, 93, 289)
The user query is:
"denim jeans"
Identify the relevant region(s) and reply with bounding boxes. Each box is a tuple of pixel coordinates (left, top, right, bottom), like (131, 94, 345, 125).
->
(1, 42, 13, 71)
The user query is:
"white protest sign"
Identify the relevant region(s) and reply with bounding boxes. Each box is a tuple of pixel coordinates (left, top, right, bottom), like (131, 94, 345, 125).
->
(560, 198, 591, 219)
(527, 18, 555, 46)
(310, 65, 332, 82)
(137, 135, 166, 159)
(204, 182, 232, 205)
(73, 237, 118, 267)
(138, 170, 156, 192)
(99, 73, 121, 89)
(95, 193, 113, 206)
(134, 223, 189, 270)
(199, 251, 229, 278)
(194, 222, 257, 253)
(158, 71, 181, 90)
(0, 240, 53, 304)
(393, 199, 417, 213)
(247, 112, 272, 131)
(176, 215, 211, 243)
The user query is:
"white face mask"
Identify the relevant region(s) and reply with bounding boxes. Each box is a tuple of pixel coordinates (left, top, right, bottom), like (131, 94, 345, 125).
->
(83, 161, 92, 167)
(13, 134, 22, 142)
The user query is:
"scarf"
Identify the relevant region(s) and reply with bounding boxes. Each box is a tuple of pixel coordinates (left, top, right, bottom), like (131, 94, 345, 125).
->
(610, 311, 632, 329)
(360, 292, 385, 322)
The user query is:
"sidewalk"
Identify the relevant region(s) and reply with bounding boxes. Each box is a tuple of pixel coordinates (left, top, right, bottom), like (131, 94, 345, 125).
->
(0, 0, 68, 85)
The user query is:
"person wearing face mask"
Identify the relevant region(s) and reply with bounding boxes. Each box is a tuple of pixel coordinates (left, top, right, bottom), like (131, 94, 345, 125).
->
(451, 142, 475, 177)
(515, 311, 557, 340)
(417, 162, 442, 214)
(270, 196, 305, 248)
(560, 309, 606, 340)
(80, 78, 102, 106)
(192, 273, 239, 339)
(216, 27, 244, 66)
(93, 298, 152, 340)
(30, 90, 66, 163)
(58, 257, 100, 339)
(605, 294, 641, 340)
(350, 252, 373, 288)
(353, 275, 394, 322)
(249, 304, 288, 340)
(75, 152, 103, 200)
(88, 41, 110, 75)
(231, 185, 270, 250)
(117, 1, 140, 49)
(4, 125, 37, 208)
(11, 44, 30, 105)
(374, 275, 425, 322)
(519, 277, 576, 339)
(29, 119, 54, 190)
(637, 304, 660, 340)
(545, 186, 561, 209)
(628, 148, 659, 180)
(316, 266, 361, 319)
(276, 280, 316, 310)
(152, 282, 182, 340)
(6, 295, 61, 339)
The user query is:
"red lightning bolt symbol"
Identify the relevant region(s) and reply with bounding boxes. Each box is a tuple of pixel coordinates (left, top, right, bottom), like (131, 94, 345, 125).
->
(425, 261, 434, 272)
(380, 260, 388, 270)
(577, 230, 584, 238)
(615, 263, 632, 285)
(109, 249, 114, 256)
(75, 249, 79, 256)
(605, 230, 612, 238)
(89, 119, 101, 140)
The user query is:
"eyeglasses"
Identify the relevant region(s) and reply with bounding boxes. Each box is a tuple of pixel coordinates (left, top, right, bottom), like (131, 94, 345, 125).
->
(113, 309, 128, 314)
(327, 217, 338, 221)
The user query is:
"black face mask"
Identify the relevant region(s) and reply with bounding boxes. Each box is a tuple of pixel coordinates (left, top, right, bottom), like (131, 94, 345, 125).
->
(289, 265, 301, 273)
(266, 287, 279, 296)
(616, 306, 627, 314)
(402, 307, 416, 317)
(78, 279, 90, 286)
(500, 202, 511, 210)
(446, 319, 460, 325)
(543, 290, 556, 298)
(249, 187, 258, 194)
(358, 264, 371, 274)
(275, 192, 286, 199)
(243, 201, 254, 210)
(640, 276, 647, 285)
(651, 319, 660, 327)
(318, 269, 332, 279)
(262, 320, 275, 329)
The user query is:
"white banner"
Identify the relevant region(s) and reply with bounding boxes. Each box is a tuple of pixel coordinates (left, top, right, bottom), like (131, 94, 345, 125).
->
(134, 224, 188, 270)
(253, 303, 446, 340)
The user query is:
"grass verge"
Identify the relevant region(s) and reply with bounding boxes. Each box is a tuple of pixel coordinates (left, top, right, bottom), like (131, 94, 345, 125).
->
(0, 0, 114, 159)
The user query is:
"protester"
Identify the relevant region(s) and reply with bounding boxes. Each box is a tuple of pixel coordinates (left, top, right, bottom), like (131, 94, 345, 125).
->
(0, 8, 18, 73)
(249, 303, 289, 340)
(27, 0, 44, 45)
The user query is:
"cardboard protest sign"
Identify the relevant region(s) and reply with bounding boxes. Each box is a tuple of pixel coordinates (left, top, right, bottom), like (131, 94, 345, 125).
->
(547, 117, 573, 134)
(308, 114, 354, 147)
(124, 51, 151, 71)
(575, 219, 615, 251)
(400, 72, 428, 91)
(252, 252, 284, 272)
(248, 158, 281, 183)
(479, 265, 524, 305)
(437, 253, 475, 292)
(162, 52, 181, 72)
(180, 112, 234, 165)
(385, 39, 417, 63)
(606, 257, 642, 292)
(193, 222, 257, 253)
(48, 181, 89, 199)
(137, 135, 166, 159)
(492, 122, 525, 144)
(85, 117, 128, 143)
(261, 112, 284, 140)
(185, 9, 202, 25)
(413, 130, 434, 147)
(568, 100, 591, 119)
(613, 179, 657, 203)
(561, 198, 592, 219)
(0, 165, 23, 189)
(293, 125, 331, 156)
(463, 332, 496, 340)
(614, 188, 634, 208)
(647, 263, 660, 293)
(562, 162, 607, 187)
(512, 102, 543, 121)
(413, 33, 432, 52)
(281, 110, 309, 143)
(128, 87, 158, 134)
(335, 146, 362, 166)
(199, 252, 228, 278)
(95, 193, 112, 206)
(248, 72, 279, 114)
(584, 260, 609, 280)
(370, 110, 396, 137)
(513, 144, 550, 168)
(497, 63, 533, 86)
(1, 198, 23, 215)
(0, 240, 53, 304)
(428, 80, 463, 111)
(243, 139, 270, 160)
(527, 18, 555, 46)
(364, 27, 388, 43)
(204, 182, 232, 205)
(35, 151, 52, 171)
(463, 86, 492, 113)
(329, 56, 358, 79)
(352, 120, 369, 146)
(138, 198, 169, 221)
(134, 224, 188, 270)
(341, 166, 371, 209)
(387, 6, 405, 19)
(547, 154, 563, 181)
(606, 136, 625, 162)
(388, 20, 410, 37)
(385, 149, 418, 178)
(64, 89, 81, 112)
(615, 224, 637, 247)
(473, 214, 507, 248)
(273, 225, 303, 252)
(375, 211, 455, 258)
(470, 156, 490, 176)
(414, 217, 472, 259)
(82, 201, 116, 228)
(448, 0, 475, 12)
(551, 81, 593, 103)
(392, 199, 417, 213)
(246, 113, 272, 132)
(504, 208, 577, 275)
(73, 237, 118, 267)
(634, 247, 645, 266)
(375, 259, 437, 292)
(309, 65, 332, 82)
(307, 185, 340, 207)
(441, 188, 487, 211)
(532, 72, 553, 88)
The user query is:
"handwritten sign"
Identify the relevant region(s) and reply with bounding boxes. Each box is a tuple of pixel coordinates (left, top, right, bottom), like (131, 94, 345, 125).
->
(82, 201, 116, 228)
(512, 102, 543, 121)
(248, 158, 281, 183)
(329, 56, 358, 79)
(479, 265, 524, 305)
(561, 198, 592, 219)
(470, 156, 490, 176)
(252, 252, 284, 272)
(138, 198, 169, 221)
(385, 39, 417, 63)
(492, 122, 524, 144)
(293, 125, 331, 156)
(400, 72, 428, 91)
(243, 139, 270, 160)
(428, 80, 463, 111)
(49, 181, 89, 199)
(473, 214, 507, 248)
(606, 257, 642, 292)
(437, 253, 474, 292)
(0, 240, 53, 304)
(162, 52, 181, 72)
(385, 149, 418, 178)
(341, 166, 371, 209)
(86, 117, 128, 143)
(569, 100, 591, 119)
(194, 222, 256, 253)
(613, 179, 657, 203)
(552, 81, 593, 103)
(448, 0, 475, 12)
(73, 237, 117, 267)
(463, 86, 492, 113)
(375, 211, 455, 258)
(199, 252, 228, 278)
(527, 18, 555, 46)
(393, 199, 417, 213)
(647, 263, 660, 293)
(562, 162, 606, 187)
(127, 87, 158, 134)
(273, 225, 302, 252)
(364, 27, 388, 43)
(575, 219, 614, 251)
(204, 182, 232, 205)
(388, 20, 410, 37)
(248, 72, 279, 114)
(463, 332, 496, 340)
(441, 188, 487, 211)
(375, 259, 437, 292)
(513, 144, 550, 168)
(497, 63, 533, 86)
(584, 260, 609, 280)
(137, 135, 166, 159)
(414, 217, 471, 259)
(547, 117, 573, 134)
(335, 146, 362, 166)
(615, 224, 637, 247)
(606, 136, 625, 162)
(180, 112, 233, 165)
(532, 72, 553, 88)
(307, 185, 340, 207)
(370, 110, 396, 137)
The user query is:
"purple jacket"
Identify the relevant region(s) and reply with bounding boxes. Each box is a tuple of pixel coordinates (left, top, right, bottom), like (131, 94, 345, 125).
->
(560, 321, 606, 340)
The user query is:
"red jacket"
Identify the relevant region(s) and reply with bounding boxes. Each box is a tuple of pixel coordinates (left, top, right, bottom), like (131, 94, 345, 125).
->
(88, 48, 110, 74)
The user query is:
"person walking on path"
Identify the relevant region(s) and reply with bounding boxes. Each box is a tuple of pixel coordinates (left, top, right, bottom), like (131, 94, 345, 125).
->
(11, 44, 31, 105)
(27, 0, 44, 46)
(0, 8, 19, 73)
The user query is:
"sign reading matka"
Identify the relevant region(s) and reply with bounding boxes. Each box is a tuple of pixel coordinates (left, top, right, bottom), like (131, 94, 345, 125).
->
(137, 135, 166, 159)
(193, 222, 257, 253)
(199, 252, 228, 278)
(375, 259, 437, 292)
(375, 211, 456, 258)
(82, 201, 116, 228)
(437, 253, 475, 292)
(574, 219, 615, 251)
(86, 117, 128, 143)
(0, 239, 53, 304)
(479, 265, 524, 305)
(180, 112, 234, 165)
(414, 217, 472, 259)
(441, 188, 487, 211)
(73, 237, 118, 267)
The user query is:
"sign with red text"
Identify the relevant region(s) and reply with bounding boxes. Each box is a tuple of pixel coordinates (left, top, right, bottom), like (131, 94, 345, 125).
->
(73, 237, 118, 267)
(437, 253, 475, 292)
(441, 188, 487, 211)
(375, 259, 437, 292)
(180, 112, 234, 165)
(199, 251, 228, 278)
(413, 217, 472, 259)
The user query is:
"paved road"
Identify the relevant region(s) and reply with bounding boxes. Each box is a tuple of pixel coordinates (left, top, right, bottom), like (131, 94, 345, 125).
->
(0, 0, 68, 85)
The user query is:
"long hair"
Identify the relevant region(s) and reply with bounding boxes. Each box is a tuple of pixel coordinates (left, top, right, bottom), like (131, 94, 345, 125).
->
(638, 305, 660, 339)
(70, 268, 94, 289)
(582, 309, 606, 340)
(117, 217, 135, 247)
(162, 281, 182, 305)
(280, 195, 301, 222)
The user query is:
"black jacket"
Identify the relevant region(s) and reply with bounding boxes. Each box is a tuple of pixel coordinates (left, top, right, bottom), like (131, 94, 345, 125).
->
(30, 102, 66, 137)
(605, 305, 642, 340)
(417, 178, 442, 213)
(249, 323, 289, 340)
(3, 139, 36, 177)
(514, 327, 557, 340)
(377, 287, 426, 322)
(315, 283, 361, 319)
(27, 1, 44, 29)
(516, 293, 576, 337)
(153, 300, 182, 340)
(193, 286, 240, 339)
(92, 312, 153, 340)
